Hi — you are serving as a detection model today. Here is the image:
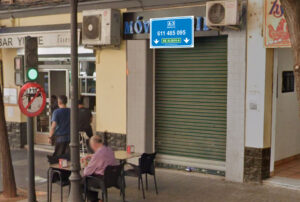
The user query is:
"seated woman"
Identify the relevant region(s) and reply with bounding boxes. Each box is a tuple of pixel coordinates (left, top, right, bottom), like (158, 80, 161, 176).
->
(82, 135, 117, 202)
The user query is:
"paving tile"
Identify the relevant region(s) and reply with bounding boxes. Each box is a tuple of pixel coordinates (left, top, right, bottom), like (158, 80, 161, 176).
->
(6, 150, 300, 202)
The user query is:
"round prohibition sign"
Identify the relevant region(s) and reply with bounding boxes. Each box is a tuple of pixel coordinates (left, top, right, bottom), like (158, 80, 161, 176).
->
(18, 82, 46, 117)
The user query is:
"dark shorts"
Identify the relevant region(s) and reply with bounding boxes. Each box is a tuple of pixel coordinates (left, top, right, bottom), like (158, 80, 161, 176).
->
(53, 141, 70, 157)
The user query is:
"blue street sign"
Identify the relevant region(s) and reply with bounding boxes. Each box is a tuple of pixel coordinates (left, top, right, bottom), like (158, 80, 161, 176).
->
(150, 16, 194, 49)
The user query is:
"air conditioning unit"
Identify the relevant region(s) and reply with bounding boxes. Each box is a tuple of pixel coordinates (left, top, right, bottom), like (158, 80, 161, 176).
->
(82, 9, 121, 46)
(206, 0, 239, 27)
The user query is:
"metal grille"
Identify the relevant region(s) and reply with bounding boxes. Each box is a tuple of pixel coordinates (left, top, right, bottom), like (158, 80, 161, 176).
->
(155, 36, 228, 162)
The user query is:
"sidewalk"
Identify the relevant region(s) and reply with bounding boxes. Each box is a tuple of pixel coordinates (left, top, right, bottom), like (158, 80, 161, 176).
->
(4, 149, 300, 202)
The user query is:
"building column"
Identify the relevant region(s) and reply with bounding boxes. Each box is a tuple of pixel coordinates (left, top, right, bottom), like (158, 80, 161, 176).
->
(127, 40, 154, 155)
(225, 29, 247, 182)
(244, 0, 273, 182)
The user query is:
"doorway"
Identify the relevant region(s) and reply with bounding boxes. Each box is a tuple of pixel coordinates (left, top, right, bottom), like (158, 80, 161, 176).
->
(271, 48, 300, 179)
(35, 67, 70, 144)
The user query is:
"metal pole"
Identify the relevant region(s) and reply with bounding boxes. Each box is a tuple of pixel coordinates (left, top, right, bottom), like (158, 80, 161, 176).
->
(68, 0, 82, 201)
(27, 116, 36, 202)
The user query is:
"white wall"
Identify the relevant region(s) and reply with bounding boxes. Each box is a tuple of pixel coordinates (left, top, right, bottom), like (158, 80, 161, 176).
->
(274, 48, 300, 161)
(245, 0, 268, 148)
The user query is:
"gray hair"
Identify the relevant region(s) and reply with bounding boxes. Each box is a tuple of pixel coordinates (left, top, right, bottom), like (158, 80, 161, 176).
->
(90, 135, 103, 144)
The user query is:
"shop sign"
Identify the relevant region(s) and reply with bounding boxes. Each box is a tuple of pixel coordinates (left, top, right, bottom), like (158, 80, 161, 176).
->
(264, 0, 291, 48)
(123, 6, 212, 40)
(0, 30, 80, 48)
(150, 16, 194, 49)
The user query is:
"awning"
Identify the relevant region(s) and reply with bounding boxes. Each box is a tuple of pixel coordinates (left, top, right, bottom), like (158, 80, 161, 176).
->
(0, 24, 81, 48)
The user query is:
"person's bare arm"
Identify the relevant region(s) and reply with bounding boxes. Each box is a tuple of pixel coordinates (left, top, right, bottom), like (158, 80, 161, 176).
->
(48, 122, 57, 143)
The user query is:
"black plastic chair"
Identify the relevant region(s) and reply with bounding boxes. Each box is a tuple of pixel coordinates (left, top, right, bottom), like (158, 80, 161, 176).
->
(47, 168, 71, 202)
(84, 163, 125, 202)
(125, 153, 158, 199)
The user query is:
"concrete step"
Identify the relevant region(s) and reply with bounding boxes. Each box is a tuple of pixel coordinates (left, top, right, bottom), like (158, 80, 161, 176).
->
(264, 176, 300, 191)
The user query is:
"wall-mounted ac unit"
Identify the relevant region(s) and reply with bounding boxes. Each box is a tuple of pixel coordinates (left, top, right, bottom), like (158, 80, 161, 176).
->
(82, 9, 121, 46)
(206, 0, 239, 27)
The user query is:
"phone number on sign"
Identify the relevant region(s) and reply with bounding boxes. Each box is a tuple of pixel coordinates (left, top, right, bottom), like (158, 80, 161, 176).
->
(157, 30, 186, 36)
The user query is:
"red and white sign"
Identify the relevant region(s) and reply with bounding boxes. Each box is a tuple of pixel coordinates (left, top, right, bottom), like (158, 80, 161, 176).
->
(264, 0, 291, 48)
(18, 82, 46, 117)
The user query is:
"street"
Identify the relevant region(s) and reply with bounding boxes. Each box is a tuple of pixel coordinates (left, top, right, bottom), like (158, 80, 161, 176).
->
(0, 150, 300, 202)
(0, 0, 300, 201)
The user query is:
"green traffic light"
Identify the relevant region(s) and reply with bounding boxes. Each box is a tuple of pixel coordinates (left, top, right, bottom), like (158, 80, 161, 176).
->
(27, 68, 38, 81)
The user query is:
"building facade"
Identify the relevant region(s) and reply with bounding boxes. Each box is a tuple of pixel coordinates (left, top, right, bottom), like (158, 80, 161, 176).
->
(0, 0, 297, 183)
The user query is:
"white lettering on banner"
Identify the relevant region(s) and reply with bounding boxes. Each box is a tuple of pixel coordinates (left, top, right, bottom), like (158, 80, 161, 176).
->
(0, 30, 80, 48)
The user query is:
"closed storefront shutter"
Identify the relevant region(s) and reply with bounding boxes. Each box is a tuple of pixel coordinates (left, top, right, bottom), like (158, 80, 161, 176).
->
(155, 36, 228, 166)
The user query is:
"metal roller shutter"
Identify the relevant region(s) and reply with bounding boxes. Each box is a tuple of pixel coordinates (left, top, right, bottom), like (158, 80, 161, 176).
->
(155, 36, 228, 164)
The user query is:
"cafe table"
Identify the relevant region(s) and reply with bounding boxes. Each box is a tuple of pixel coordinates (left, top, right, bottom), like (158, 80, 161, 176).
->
(47, 151, 141, 202)
(114, 150, 141, 163)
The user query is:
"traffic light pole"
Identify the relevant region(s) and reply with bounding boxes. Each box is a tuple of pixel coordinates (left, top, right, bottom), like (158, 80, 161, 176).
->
(68, 0, 82, 201)
(27, 116, 36, 202)
(24, 36, 38, 202)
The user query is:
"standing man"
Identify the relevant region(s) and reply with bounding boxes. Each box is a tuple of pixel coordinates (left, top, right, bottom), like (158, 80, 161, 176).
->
(78, 98, 93, 138)
(78, 98, 93, 153)
(49, 95, 71, 157)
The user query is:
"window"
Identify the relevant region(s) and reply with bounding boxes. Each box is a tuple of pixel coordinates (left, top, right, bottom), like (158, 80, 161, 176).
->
(282, 71, 294, 93)
(79, 61, 96, 111)
(79, 61, 96, 95)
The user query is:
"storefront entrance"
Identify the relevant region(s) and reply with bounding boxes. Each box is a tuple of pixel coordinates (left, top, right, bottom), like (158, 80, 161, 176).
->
(35, 66, 70, 144)
(155, 36, 228, 174)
